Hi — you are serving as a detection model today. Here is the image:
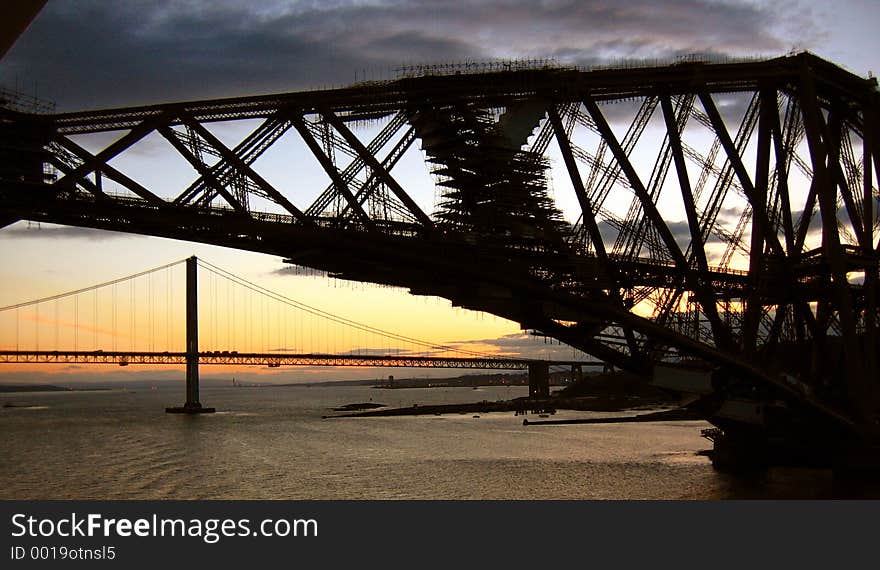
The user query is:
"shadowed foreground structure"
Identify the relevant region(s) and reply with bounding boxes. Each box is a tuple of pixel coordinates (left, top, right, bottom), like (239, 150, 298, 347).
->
(1, 53, 878, 470)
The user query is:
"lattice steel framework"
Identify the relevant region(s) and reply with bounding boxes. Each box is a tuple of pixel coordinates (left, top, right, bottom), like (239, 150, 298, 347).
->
(1, 52, 877, 447)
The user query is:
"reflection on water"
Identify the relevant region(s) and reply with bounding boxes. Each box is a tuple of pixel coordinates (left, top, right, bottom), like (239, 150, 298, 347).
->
(0, 385, 876, 499)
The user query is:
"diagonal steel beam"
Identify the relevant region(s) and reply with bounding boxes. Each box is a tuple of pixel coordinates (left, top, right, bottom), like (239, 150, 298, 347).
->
(658, 93, 731, 349)
(583, 96, 690, 269)
(157, 125, 248, 214)
(698, 91, 786, 257)
(342, 126, 417, 222)
(798, 68, 870, 425)
(174, 116, 289, 206)
(520, 278, 858, 432)
(862, 104, 878, 396)
(318, 107, 433, 228)
(179, 113, 311, 225)
(54, 136, 164, 205)
(53, 116, 166, 191)
(547, 105, 606, 256)
(48, 155, 110, 199)
(867, 108, 880, 253)
(290, 115, 374, 228)
(794, 179, 819, 254)
(742, 89, 775, 352)
(547, 103, 640, 358)
(765, 96, 825, 344)
(768, 96, 796, 253)
(306, 112, 408, 217)
(826, 102, 866, 247)
(532, 317, 646, 375)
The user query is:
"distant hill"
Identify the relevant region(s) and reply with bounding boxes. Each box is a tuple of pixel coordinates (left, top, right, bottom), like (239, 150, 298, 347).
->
(0, 384, 71, 393)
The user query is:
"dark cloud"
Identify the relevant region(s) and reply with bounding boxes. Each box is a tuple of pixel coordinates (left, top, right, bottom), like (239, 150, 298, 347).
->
(363, 31, 476, 62)
(595, 217, 692, 252)
(711, 92, 756, 131)
(716, 206, 745, 222)
(667, 220, 693, 248)
(598, 219, 619, 244)
(0, 223, 132, 240)
(0, 1, 810, 111)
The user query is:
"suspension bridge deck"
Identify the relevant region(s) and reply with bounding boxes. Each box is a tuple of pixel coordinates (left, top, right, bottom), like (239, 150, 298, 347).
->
(0, 349, 587, 370)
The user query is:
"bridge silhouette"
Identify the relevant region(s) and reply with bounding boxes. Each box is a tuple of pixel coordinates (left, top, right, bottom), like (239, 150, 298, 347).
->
(1, 52, 878, 468)
(0, 256, 590, 412)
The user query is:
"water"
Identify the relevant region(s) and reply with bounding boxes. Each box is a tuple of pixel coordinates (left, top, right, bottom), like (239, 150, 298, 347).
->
(1, 384, 876, 499)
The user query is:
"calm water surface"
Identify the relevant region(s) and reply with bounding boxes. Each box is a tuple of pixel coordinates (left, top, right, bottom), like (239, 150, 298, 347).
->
(1, 384, 875, 499)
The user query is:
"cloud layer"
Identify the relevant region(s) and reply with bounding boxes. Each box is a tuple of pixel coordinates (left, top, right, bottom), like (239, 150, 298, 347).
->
(1, 0, 816, 110)
(0, 223, 131, 241)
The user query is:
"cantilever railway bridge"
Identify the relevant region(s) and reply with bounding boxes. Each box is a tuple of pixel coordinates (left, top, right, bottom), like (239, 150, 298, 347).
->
(1, 52, 878, 467)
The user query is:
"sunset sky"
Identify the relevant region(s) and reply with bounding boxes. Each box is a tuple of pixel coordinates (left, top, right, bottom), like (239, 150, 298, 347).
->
(1, 0, 878, 383)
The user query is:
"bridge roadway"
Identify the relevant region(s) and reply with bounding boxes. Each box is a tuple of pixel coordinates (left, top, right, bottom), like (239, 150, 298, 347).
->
(0, 349, 589, 370)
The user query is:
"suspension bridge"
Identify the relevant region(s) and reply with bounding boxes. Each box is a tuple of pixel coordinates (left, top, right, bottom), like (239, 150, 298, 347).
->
(0, 50, 878, 468)
(0, 256, 589, 412)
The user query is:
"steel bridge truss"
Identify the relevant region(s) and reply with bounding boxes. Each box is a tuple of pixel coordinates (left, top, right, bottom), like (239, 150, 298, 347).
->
(1, 52, 878, 442)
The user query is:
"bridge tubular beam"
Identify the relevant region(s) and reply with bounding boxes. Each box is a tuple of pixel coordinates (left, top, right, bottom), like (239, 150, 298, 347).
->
(173, 115, 290, 207)
(742, 88, 774, 352)
(53, 116, 167, 203)
(697, 90, 785, 257)
(863, 105, 878, 402)
(657, 93, 731, 350)
(317, 107, 433, 228)
(798, 70, 870, 429)
(341, 126, 418, 221)
(583, 95, 689, 267)
(290, 115, 374, 227)
(179, 114, 311, 225)
(156, 125, 249, 213)
(768, 94, 796, 252)
(54, 136, 165, 205)
(547, 104, 640, 357)
(167, 256, 214, 414)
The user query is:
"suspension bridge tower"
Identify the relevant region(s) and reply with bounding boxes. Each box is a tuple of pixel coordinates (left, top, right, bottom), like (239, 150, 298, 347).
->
(166, 256, 215, 414)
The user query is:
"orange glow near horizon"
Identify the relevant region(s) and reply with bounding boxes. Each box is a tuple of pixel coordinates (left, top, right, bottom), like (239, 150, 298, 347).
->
(0, 250, 540, 382)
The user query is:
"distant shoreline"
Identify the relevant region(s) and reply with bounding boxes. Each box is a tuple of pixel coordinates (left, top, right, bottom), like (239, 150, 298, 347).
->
(0, 384, 111, 394)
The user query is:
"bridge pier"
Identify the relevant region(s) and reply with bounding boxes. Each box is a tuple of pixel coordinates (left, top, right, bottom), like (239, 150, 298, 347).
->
(167, 256, 214, 414)
(528, 362, 550, 399)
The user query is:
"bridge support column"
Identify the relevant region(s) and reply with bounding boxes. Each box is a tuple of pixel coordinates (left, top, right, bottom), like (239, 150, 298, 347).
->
(528, 362, 550, 399)
(167, 256, 214, 414)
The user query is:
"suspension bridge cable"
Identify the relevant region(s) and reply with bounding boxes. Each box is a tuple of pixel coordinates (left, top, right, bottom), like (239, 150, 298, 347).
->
(0, 259, 188, 312)
(2, 256, 590, 362)
(198, 259, 493, 357)
(196, 258, 506, 359)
